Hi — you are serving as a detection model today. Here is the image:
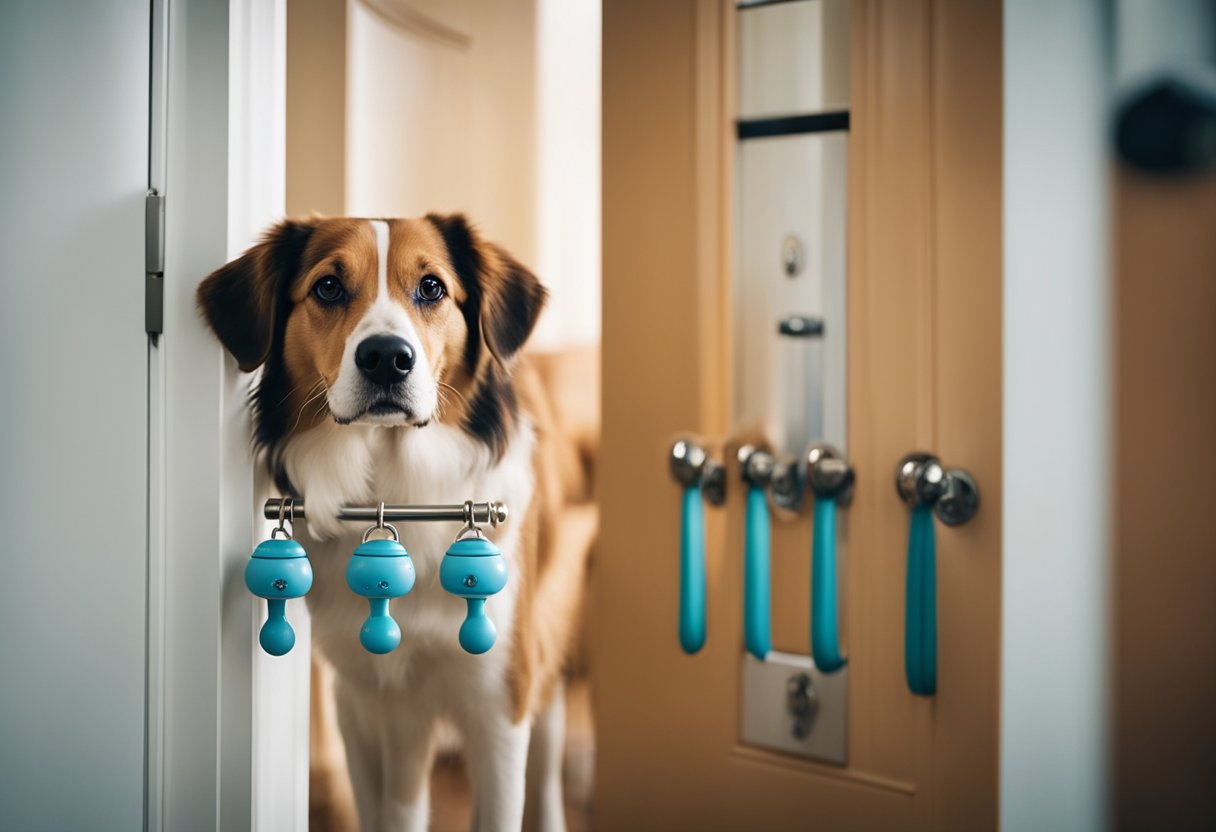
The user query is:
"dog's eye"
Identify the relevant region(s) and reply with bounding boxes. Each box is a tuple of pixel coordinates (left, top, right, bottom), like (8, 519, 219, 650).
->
(313, 276, 345, 304)
(418, 276, 446, 303)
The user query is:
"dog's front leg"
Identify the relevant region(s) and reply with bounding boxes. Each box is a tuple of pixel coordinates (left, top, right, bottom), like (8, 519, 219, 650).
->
(334, 679, 385, 832)
(460, 705, 532, 832)
(337, 678, 439, 832)
(379, 696, 439, 832)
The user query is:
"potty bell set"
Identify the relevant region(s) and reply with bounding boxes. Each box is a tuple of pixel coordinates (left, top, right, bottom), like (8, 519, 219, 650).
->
(246, 497, 509, 657)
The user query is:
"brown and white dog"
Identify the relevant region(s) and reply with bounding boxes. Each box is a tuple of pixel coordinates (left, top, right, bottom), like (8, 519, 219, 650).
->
(197, 215, 587, 832)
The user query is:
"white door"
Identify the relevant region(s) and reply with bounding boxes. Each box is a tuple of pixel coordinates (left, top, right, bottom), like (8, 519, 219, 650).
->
(1, 2, 303, 829)
(0, 1, 151, 829)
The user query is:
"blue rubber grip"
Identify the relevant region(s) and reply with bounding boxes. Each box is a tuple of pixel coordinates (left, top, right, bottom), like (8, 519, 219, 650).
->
(811, 495, 846, 672)
(679, 483, 707, 654)
(744, 485, 772, 660)
(905, 505, 937, 696)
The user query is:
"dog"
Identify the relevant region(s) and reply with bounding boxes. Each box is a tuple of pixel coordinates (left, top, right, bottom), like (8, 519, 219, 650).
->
(197, 215, 588, 832)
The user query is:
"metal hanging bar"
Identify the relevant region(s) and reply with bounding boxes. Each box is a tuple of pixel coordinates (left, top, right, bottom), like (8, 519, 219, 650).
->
(262, 498, 509, 526)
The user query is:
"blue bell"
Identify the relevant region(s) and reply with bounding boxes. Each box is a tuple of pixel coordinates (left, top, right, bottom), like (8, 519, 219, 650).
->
(245, 535, 313, 656)
(440, 534, 508, 654)
(346, 525, 416, 654)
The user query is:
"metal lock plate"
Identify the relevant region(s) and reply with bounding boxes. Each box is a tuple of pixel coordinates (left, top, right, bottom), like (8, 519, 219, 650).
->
(741, 650, 847, 765)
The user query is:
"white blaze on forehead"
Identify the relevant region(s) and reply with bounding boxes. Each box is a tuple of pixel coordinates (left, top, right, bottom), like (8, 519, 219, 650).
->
(358, 219, 417, 337)
(323, 219, 440, 424)
(373, 219, 390, 301)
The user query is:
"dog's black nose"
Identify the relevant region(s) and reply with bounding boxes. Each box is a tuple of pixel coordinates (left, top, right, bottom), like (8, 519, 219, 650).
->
(355, 335, 415, 386)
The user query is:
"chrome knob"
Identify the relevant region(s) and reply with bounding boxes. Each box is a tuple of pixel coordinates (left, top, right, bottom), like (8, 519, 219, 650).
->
(738, 443, 776, 487)
(669, 438, 708, 487)
(894, 452, 979, 526)
(806, 443, 854, 504)
(702, 459, 727, 507)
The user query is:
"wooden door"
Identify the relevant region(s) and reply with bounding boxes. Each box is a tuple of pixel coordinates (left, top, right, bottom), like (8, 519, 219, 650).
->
(596, 1, 1002, 829)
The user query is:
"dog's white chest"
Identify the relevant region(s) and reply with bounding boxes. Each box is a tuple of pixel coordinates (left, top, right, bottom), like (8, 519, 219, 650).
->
(283, 421, 534, 695)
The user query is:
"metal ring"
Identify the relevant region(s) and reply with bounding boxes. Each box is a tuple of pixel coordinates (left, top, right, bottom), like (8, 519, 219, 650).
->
(274, 496, 294, 540)
(362, 521, 400, 543)
(456, 500, 484, 540)
(377, 501, 386, 529)
(456, 525, 485, 541)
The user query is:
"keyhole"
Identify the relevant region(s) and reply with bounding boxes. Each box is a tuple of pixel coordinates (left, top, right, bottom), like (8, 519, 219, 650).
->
(786, 673, 819, 740)
(781, 235, 804, 277)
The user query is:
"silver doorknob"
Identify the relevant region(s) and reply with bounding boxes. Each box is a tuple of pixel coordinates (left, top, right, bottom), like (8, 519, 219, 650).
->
(670, 438, 727, 506)
(760, 443, 855, 513)
(738, 443, 776, 487)
(895, 452, 979, 526)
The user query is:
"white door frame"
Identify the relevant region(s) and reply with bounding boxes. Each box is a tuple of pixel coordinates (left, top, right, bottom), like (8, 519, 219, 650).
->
(147, 0, 307, 829)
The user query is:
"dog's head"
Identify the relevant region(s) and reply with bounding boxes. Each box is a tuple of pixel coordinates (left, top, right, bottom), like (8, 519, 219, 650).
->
(197, 215, 546, 477)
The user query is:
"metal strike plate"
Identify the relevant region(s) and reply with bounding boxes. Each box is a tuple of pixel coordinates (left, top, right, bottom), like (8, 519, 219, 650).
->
(741, 650, 847, 765)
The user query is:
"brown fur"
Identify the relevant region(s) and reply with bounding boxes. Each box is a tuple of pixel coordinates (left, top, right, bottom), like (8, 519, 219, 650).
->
(197, 216, 593, 820)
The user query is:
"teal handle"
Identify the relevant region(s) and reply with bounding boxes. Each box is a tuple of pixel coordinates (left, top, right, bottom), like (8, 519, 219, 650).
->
(679, 483, 707, 654)
(811, 495, 846, 672)
(905, 505, 937, 696)
(259, 598, 296, 656)
(744, 485, 772, 659)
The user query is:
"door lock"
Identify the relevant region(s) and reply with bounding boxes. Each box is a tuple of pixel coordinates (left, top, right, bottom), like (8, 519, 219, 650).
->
(786, 672, 819, 740)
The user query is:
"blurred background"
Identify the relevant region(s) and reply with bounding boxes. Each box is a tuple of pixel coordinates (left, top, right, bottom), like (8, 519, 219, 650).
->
(1, 1, 1213, 831)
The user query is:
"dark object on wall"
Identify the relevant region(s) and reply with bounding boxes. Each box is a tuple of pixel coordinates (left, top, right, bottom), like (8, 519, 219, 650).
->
(1115, 71, 1216, 175)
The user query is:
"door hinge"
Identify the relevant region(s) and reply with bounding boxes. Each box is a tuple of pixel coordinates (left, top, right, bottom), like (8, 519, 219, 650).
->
(146, 190, 165, 339)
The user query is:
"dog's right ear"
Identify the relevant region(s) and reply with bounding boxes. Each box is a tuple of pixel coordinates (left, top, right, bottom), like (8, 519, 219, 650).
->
(196, 219, 315, 372)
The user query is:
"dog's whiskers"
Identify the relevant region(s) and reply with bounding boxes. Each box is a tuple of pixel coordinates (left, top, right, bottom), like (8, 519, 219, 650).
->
(273, 375, 324, 410)
(289, 377, 329, 434)
(437, 381, 468, 410)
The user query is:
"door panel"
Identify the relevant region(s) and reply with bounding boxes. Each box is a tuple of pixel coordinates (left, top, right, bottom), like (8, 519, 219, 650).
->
(597, 1, 1001, 829)
(734, 132, 848, 456)
(0, 1, 150, 829)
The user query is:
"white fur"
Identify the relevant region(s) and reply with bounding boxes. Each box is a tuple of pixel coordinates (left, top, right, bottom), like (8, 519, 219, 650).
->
(326, 220, 439, 427)
(283, 220, 563, 831)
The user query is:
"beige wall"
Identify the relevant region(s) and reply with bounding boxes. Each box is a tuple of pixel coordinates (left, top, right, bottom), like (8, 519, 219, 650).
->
(345, 0, 539, 264)
(1114, 170, 1216, 830)
(288, 0, 601, 352)
(287, 0, 347, 216)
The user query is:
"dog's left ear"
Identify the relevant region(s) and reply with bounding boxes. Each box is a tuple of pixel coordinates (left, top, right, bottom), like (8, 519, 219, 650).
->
(427, 212, 547, 367)
(196, 219, 315, 371)
(480, 243, 548, 366)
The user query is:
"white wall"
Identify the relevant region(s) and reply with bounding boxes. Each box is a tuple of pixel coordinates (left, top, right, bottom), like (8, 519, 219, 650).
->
(345, 0, 600, 351)
(346, 0, 538, 262)
(1002, 2, 1111, 830)
(532, 0, 601, 349)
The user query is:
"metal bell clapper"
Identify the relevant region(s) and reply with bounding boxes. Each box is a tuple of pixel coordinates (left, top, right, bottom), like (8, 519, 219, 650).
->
(347, 505, 416, 654)
(440, 502, 509, 654)
(245, 498, 313, 656)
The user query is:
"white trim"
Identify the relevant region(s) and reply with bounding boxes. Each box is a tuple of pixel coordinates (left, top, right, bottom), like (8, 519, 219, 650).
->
(150, 0, 299, 828)
(228, 2, 311, 830)
(1001, 3, 1111, 830)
